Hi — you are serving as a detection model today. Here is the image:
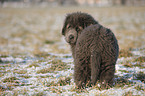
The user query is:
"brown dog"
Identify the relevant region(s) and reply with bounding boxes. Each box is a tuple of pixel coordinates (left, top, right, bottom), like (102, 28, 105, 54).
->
(62, 12, 119, 88)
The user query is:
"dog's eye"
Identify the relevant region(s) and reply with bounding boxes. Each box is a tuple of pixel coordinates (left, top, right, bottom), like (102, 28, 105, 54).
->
(76, 27, 80, 31)
(67, 25, 71, 29)
(68, 26, 71, 29)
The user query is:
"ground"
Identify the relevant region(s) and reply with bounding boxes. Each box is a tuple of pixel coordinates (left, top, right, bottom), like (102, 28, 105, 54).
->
(0, 6, 145, 95)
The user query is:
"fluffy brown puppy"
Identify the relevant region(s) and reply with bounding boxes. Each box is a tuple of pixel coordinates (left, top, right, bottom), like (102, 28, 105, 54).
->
(62, 12, 119, 89)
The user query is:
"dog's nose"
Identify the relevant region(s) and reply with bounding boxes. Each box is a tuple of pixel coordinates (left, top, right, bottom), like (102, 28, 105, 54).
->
(69, 35, 74, 40)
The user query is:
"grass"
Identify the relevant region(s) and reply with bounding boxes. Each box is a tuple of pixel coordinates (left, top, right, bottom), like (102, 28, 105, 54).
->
(0, 6, 145, 96)
(133, 56, 145, 63)
(135, 85, 145, 91)
(123, 62, 145, 68)
(27, 64, 40, 68)
(44, 40, 55, 44)
(0, 64, 11, 67)
(123, 91, 133, 96)
(69, 87, 89, 94)
(0, 6, 145, 55)
(57, 77, 71, 86)
(37, 59, 70, 73)
(118, 70, 130, 73)
(12, 87, 29, 96)
(0, 86, 7, 92)
(114, 77, 133, 88)
(121, 56, 145, 69)
(2, 77, 20, 91)
(49, 87, 63, 94)
(49, 59, 70, 71)
(135, 72, 145, 83)
(2, 77, 19, 83)
(13, 70, 27, 74)
(20, 75, 32, 79)
(46, 77, 71, 87)
(32, 92, 46, 96)
(35, 75, 53, 78)
(119, 49, 133, 58)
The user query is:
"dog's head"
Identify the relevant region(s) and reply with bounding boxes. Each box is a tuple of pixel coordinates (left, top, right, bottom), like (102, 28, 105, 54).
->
(62, 12, 98, 45)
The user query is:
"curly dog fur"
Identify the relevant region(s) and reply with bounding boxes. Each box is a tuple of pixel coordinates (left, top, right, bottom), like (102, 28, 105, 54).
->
(62, 12, 119, 88)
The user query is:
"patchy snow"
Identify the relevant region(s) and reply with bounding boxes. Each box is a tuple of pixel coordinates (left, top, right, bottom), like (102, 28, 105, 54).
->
(0, 6, 145, 96)
(0, 48, 145, 96)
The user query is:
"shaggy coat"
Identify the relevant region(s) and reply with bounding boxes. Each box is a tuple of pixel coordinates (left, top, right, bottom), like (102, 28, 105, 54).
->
(62, 12, 98, 58)
(74, 24, 119, 88)
(62, 12, 98, 36)
(62, 12, 119, 88)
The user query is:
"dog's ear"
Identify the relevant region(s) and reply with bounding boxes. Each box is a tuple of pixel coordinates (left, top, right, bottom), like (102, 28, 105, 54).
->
(61, 27, 65, 35)
(62, 26, 65, 35)
(62, 24, 72, 35)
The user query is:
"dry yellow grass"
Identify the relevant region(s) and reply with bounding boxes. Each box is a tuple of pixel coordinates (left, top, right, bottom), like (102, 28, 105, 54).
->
(0, 7, 145, 95)
(0, 6, 145, 55)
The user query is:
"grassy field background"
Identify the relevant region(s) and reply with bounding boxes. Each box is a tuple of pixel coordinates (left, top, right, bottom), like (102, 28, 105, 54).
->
(0, 6, 145, 95)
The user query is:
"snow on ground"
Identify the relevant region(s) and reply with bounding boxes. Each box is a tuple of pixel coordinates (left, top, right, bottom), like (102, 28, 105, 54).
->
(0, 48, 145, 96)
(0, 6, 145, 95)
